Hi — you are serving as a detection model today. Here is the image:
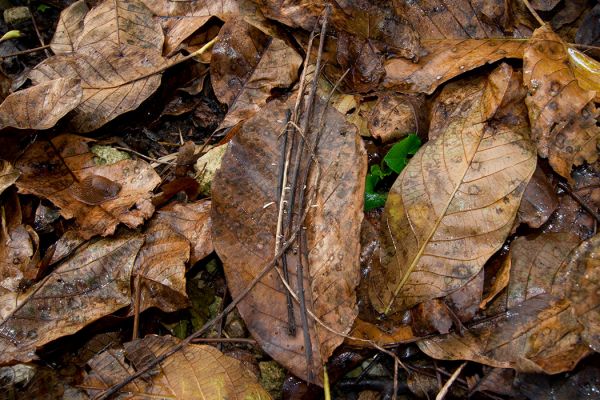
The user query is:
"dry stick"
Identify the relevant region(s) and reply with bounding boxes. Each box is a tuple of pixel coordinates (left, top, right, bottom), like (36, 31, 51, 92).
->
(94, 210, 311, 400)
(190, 337, 256, 345)
(131, 275, 142, 340)
(435, 362, 467, 400)
(558, 181, 600, 224)
(0, 44, 50, 58)
(521, 0, 545, 26)
(29, 8, 50, 58)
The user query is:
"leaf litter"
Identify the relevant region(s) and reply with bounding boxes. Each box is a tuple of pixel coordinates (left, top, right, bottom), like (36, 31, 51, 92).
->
(0, 0, 598, 399)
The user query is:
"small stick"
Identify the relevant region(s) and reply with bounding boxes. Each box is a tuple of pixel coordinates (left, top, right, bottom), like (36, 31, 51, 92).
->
(521, 0, 545, 26)
(0, 44, 50, 58)
(132, 274, 142, 340)
(190, 337, 256, 345)
(435, 362, 467, 400)
(29, 8, 50, 58)
(558, 181, 600, 224)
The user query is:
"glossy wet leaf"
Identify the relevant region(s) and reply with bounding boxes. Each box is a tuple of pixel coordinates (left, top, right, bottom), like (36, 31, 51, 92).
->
(82, 334, 271, 399)
(369, 64, 536, 315)
(16, 134, 160, 239)
(524, 25, 600, 179)
(0, 234, 144, 364)
(210, 18, 302, 131)
(0, 78, 82, 130)
(212, 95, 366, 384)
(383, 134, 421, 173)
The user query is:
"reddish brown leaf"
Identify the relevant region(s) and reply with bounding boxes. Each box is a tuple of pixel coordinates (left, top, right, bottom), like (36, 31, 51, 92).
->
(517, 166, 559, 229)
(212, 96, 366, 384)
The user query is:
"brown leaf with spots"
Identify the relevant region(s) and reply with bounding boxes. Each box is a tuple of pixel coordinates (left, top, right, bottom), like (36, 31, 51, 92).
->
(212, 96, 366, 384)
(82, 334, 271, 399)
(15, 134, 160, 239)
(524, 25, 600, 179)
(0, 160, 20, 196)
(368, 64, 536, 316)
(210, 18, 302, 131)
(0, 78, 82, 131)
(49, 0, 89, 55)
(0, 234, 144, 365)
(153, 200, 213, 265)
(368, 93, 419, 143)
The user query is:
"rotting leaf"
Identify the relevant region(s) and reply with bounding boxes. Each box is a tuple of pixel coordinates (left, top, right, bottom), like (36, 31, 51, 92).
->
(15, 134, 161, 239)
(368, 93, 419, 143)
(384, 39, 526, 95)
(82, 334, 271, 399)
(0, 234, 144, 365)
(524, 25, 600, 180)
(212, 95, 366, 385)
(517, 166, 558, 229)
(369, 64, 537, 316)
(210, 18, 302, 131)
(49, 0, 89, 55)
(0, 161, 20, 196)
(153, 200, 213, 265)
(0, 78, 82, 131)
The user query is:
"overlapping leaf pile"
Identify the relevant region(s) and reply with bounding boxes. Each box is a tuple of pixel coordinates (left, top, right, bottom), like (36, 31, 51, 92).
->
(0, 0, 599, 398)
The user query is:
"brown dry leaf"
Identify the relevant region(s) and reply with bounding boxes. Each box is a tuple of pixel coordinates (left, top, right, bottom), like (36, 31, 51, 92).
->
(0, 160, 20, 196)
(418, 233, 600, 374)
(82, 334, 271, 399)
(16, 134, 161, 239)
(524, 25, 600, 179)
(212, 96, 366, 384)
(368, 93, 418, 142)
(336, 32, 385, 93)
(131, 223, 190, 314)
(210, 18, 302, 131)
(49, 0, 89, 55)
(516, 166, 558, 229)
(0, 234, 144, 365)
(384, 39, 525, 95)
(153, 200, 213, 265)
(0, 78, 82, 131)
(76, 0, 163, 50)
(347, 318, 415, 347)
(369, 64, 537, 316)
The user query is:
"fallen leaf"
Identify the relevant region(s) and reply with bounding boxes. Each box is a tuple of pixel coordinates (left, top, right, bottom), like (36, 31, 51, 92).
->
(0, 160, 20, 196)
(524, 25, 600, 179)
(131, 223, 190, 314)
(0, 78, 82, 130)
(153, 200, 213, 265)
(82, 334, 271, 399)
(568, 47, 600, 97)
(368, 93, 418, 143)
(16, 134, 161, 239)
(212, 96, 366, 384)
(0, 234, 144, 364)
(336, 32, 385, 93)
(194, 145, 226, 196)
(347, 318, 415, 347)
(369, 64, 536, 315)
(384, 39, 525, 95)
(516, 165, 558, 229)
(210, 18, 302, 131)
(49, 0, 89, 55)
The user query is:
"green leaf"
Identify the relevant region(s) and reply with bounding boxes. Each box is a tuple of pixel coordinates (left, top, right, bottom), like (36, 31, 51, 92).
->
(365, 191, 387, 211)
(37, 4, 51, 12)
(383, 134, 421, 173)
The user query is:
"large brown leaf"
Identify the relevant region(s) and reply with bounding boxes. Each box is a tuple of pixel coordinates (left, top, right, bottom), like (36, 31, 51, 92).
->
(16, 135, 160, 239)
(369, 64, 537, 315)
(0, 234, 144, 365)
(212, 96, 366, 384)
(82, 334, 271, 399)
(49, 0, 89, 55)
(0, 78, 82, 130)
(211, 18, 302, 131)
(524, 25, 600, 179)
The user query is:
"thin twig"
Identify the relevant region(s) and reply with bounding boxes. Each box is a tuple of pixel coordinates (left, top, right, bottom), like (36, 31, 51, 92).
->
(558, 181, 600, 224)
(132, 274, 142, 340)
(435, 362, 467, 400)
(112, 146, 176, 166)
(190, 337, 256, 345)
(521, 0, 545, 26)
(29, 8, 50, 58)
(0, 44, 50, 58)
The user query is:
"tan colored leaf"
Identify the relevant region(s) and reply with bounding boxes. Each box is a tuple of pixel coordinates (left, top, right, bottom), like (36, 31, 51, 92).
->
(29, 43, 166, 132)
(82, 334, 271, 399)
(368, 93, 418, 142)
(76, 0, 163, 51)
(49, 0, 89, 55)
(210, 18, 302, 131)
(212, 96, 366, 384)
(0, 160, 20, 196)
(0, 234, 144, 364)
(524, 25, 600, 179)
(0, 224, 38, 294)
(15, 134, 161, 239)
(368, 64, 537, 315)
(131, 223, 190, 314)
(384, 39, 525, 95)
(153, 199, 213, 265)
(0, 78, 82, 130)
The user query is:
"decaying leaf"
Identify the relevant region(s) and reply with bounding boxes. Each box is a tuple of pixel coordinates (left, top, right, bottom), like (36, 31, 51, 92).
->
(153, 200, 213, 265)
(16, 134, 160, 239)
(131, 223, 190, 314)
(82, 334, 271, 399)
(418, 233, 600, 373)
(0, 78, 82, 131)
(517, 166, 558, 229)
(210, 18, 302, 131)
(0, 234, 144, 364)
(336, 32, 385, 93)
(369, 64, 536, 315)
(384, 39, 525, 95)
(368, 93, 418, 143)
(212, 96, 366, 384)
(49, 0, 89, 55)
(524, 25, 600, 179)
(0, 161, 20, 196)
